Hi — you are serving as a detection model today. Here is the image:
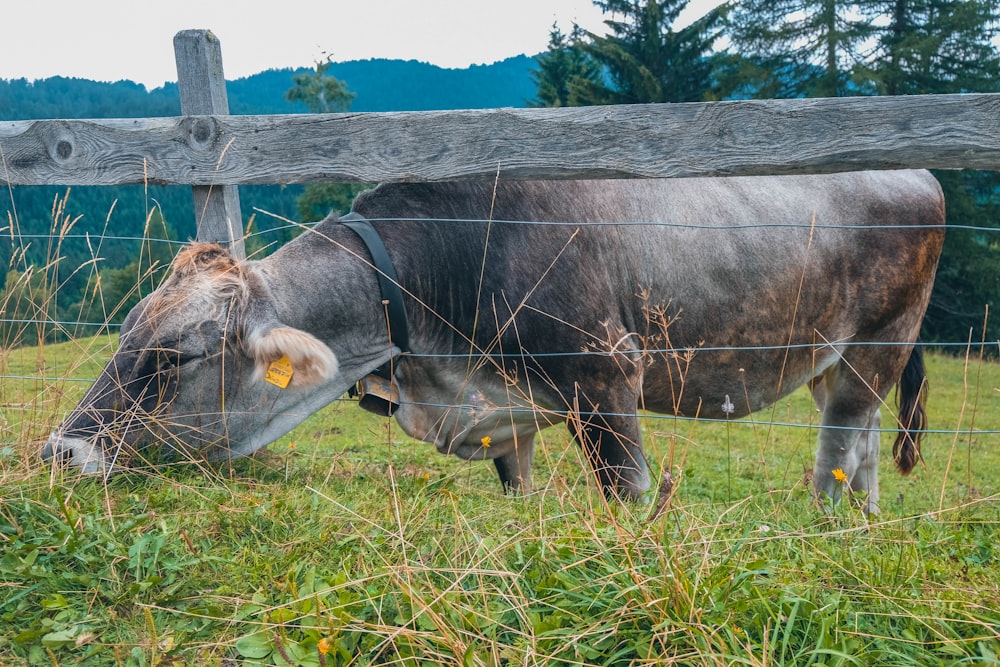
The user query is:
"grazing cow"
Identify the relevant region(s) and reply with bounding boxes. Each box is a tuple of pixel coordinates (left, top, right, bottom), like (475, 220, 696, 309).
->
(43, 171, 945, 512)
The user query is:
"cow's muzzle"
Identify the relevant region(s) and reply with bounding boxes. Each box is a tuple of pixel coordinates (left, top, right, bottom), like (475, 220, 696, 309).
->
(42, 432, 109, 475)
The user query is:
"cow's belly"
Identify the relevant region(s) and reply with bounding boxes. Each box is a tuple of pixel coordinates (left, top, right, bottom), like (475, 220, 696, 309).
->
(393, 338, 845, 453)
(640, 344, 843, 419)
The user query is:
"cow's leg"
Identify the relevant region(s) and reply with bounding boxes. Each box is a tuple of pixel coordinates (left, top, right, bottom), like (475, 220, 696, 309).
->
(809, 375, 827, 412)
(812, 366, 882, 513)
(492, 435, 536, 494)
(567, 391, 650, 502)
(851, 410, 881, 514)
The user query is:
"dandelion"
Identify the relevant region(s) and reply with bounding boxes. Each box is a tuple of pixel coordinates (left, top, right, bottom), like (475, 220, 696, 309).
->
(481, 435, 492, 449)
(288, 441, 297, 450)
(318, 636, 334, 666)
(832, 468, 849, 483)
(722, 395, 735, 415)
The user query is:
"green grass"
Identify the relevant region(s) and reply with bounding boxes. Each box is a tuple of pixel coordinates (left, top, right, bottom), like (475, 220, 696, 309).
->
(1, 336, 998, 666)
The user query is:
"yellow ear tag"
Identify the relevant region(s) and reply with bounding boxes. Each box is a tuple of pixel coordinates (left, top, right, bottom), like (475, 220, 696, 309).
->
(264, 355, 294, 389)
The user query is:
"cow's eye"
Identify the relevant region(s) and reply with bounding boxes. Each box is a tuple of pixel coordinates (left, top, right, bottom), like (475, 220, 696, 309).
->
(157, 350, 200, 371)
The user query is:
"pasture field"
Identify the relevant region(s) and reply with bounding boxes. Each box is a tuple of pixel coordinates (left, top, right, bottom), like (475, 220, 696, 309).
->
(0, 336, 998, 666)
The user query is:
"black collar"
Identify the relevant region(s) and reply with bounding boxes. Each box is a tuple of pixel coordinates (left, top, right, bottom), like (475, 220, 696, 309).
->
(340, 212, 410, 373)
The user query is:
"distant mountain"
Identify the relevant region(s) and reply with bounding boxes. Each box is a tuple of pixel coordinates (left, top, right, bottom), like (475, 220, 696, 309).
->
(0, 76, 179, 121)
(0, 55, 539, 121)
(225, 56, 540, 114)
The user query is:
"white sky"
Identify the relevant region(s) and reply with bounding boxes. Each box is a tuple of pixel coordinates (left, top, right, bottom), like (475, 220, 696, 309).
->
(1, 0, 722, 90)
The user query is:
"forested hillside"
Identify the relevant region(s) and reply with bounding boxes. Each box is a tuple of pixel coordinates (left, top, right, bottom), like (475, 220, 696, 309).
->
(225, 56, 538, 113)
(0, 56, 538, 340)
(0, 55, 537, 120)
(1, 56, 537, 245)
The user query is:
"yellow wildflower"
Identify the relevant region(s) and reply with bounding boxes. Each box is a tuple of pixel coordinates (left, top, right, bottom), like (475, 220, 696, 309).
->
(832, 468, 848, 483)
(318, 637, 333, 655)
(481, 436, 492, 449)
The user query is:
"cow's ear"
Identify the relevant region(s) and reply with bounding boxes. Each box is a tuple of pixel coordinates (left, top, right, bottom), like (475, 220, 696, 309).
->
(247, 326, 338, 387)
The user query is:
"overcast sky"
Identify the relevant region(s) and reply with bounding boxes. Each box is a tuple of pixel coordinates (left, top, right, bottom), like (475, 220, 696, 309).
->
(1, 0, 721, 89)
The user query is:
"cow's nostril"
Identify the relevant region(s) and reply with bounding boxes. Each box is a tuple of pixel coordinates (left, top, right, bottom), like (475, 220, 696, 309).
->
(41, 438, 72, 465)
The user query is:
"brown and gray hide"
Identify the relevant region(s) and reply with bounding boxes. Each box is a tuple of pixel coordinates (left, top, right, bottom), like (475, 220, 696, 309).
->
(43, 171, 945, 513)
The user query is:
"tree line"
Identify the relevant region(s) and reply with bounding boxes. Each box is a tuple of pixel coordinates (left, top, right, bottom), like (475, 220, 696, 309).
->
(530, 0, 1000, 350)
(2, 1, 999, 349)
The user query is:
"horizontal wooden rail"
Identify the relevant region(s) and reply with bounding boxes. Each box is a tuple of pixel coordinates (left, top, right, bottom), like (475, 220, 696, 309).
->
(2, 93, 1000, 187)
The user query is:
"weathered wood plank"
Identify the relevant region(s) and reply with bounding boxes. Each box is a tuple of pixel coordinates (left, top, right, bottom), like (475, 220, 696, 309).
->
(2, 94, 1000, 187)
(173, 29, 245, 257)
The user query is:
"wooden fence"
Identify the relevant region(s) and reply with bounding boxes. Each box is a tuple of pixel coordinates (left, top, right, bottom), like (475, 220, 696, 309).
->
(2, 29, 1000, 260)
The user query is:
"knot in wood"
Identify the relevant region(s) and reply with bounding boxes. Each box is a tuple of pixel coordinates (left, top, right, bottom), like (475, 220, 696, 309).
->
(183, 116, 219, 148)
(56, 140, 73, 160)
(40, 122, 77, 164)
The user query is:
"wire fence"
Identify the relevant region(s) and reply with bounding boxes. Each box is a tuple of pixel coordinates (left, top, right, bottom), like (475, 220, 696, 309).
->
(2, 215, 997, 439)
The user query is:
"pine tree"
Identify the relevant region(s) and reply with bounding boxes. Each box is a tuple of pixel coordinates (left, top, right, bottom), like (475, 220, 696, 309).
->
(531, 0, 728, 107)
(865, 0, 1000, 95)
(285, 59, 355, 113)
(728, 0, 878, 97)
(531, 24, 602, 107)
(573, 0, 728, 104)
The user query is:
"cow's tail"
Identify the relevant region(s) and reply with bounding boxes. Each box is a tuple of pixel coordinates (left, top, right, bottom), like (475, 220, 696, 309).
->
(893, 343, 928, 475)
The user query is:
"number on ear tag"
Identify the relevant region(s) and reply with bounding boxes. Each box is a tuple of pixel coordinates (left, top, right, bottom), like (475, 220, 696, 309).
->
(265, 355, 294, 388)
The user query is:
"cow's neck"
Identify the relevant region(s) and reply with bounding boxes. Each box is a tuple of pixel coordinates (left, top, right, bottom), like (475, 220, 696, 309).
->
(254, 225, 402, 379)
(338, 213, 410, 359)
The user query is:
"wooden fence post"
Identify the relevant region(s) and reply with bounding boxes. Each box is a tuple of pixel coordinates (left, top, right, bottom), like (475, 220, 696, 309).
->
(173, 29, 246, 258)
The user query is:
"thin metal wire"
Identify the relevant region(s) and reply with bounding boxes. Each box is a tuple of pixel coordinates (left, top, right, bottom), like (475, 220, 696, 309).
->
(339, 218, 1000, 233)
(4, 234, 186, 246)
(3, 216, 995, 439)
(5, 384, 993, 434)
(1, 374, 95, 383)
(401, 341, 995, 358)
(0, 318, 120, 328)
(4, 219, 997, 241)
(0, 333, 989, 352)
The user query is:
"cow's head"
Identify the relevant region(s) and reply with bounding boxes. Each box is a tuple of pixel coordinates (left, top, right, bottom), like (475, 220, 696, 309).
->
(42, 244, 341, 475)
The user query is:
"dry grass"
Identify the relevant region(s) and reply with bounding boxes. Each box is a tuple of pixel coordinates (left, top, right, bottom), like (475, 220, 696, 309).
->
(1, 193, 998, 665)
(1, 329, 998, 666)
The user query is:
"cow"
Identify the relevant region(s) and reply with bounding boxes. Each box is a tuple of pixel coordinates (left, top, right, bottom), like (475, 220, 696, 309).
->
(42, 171, 945, 513)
